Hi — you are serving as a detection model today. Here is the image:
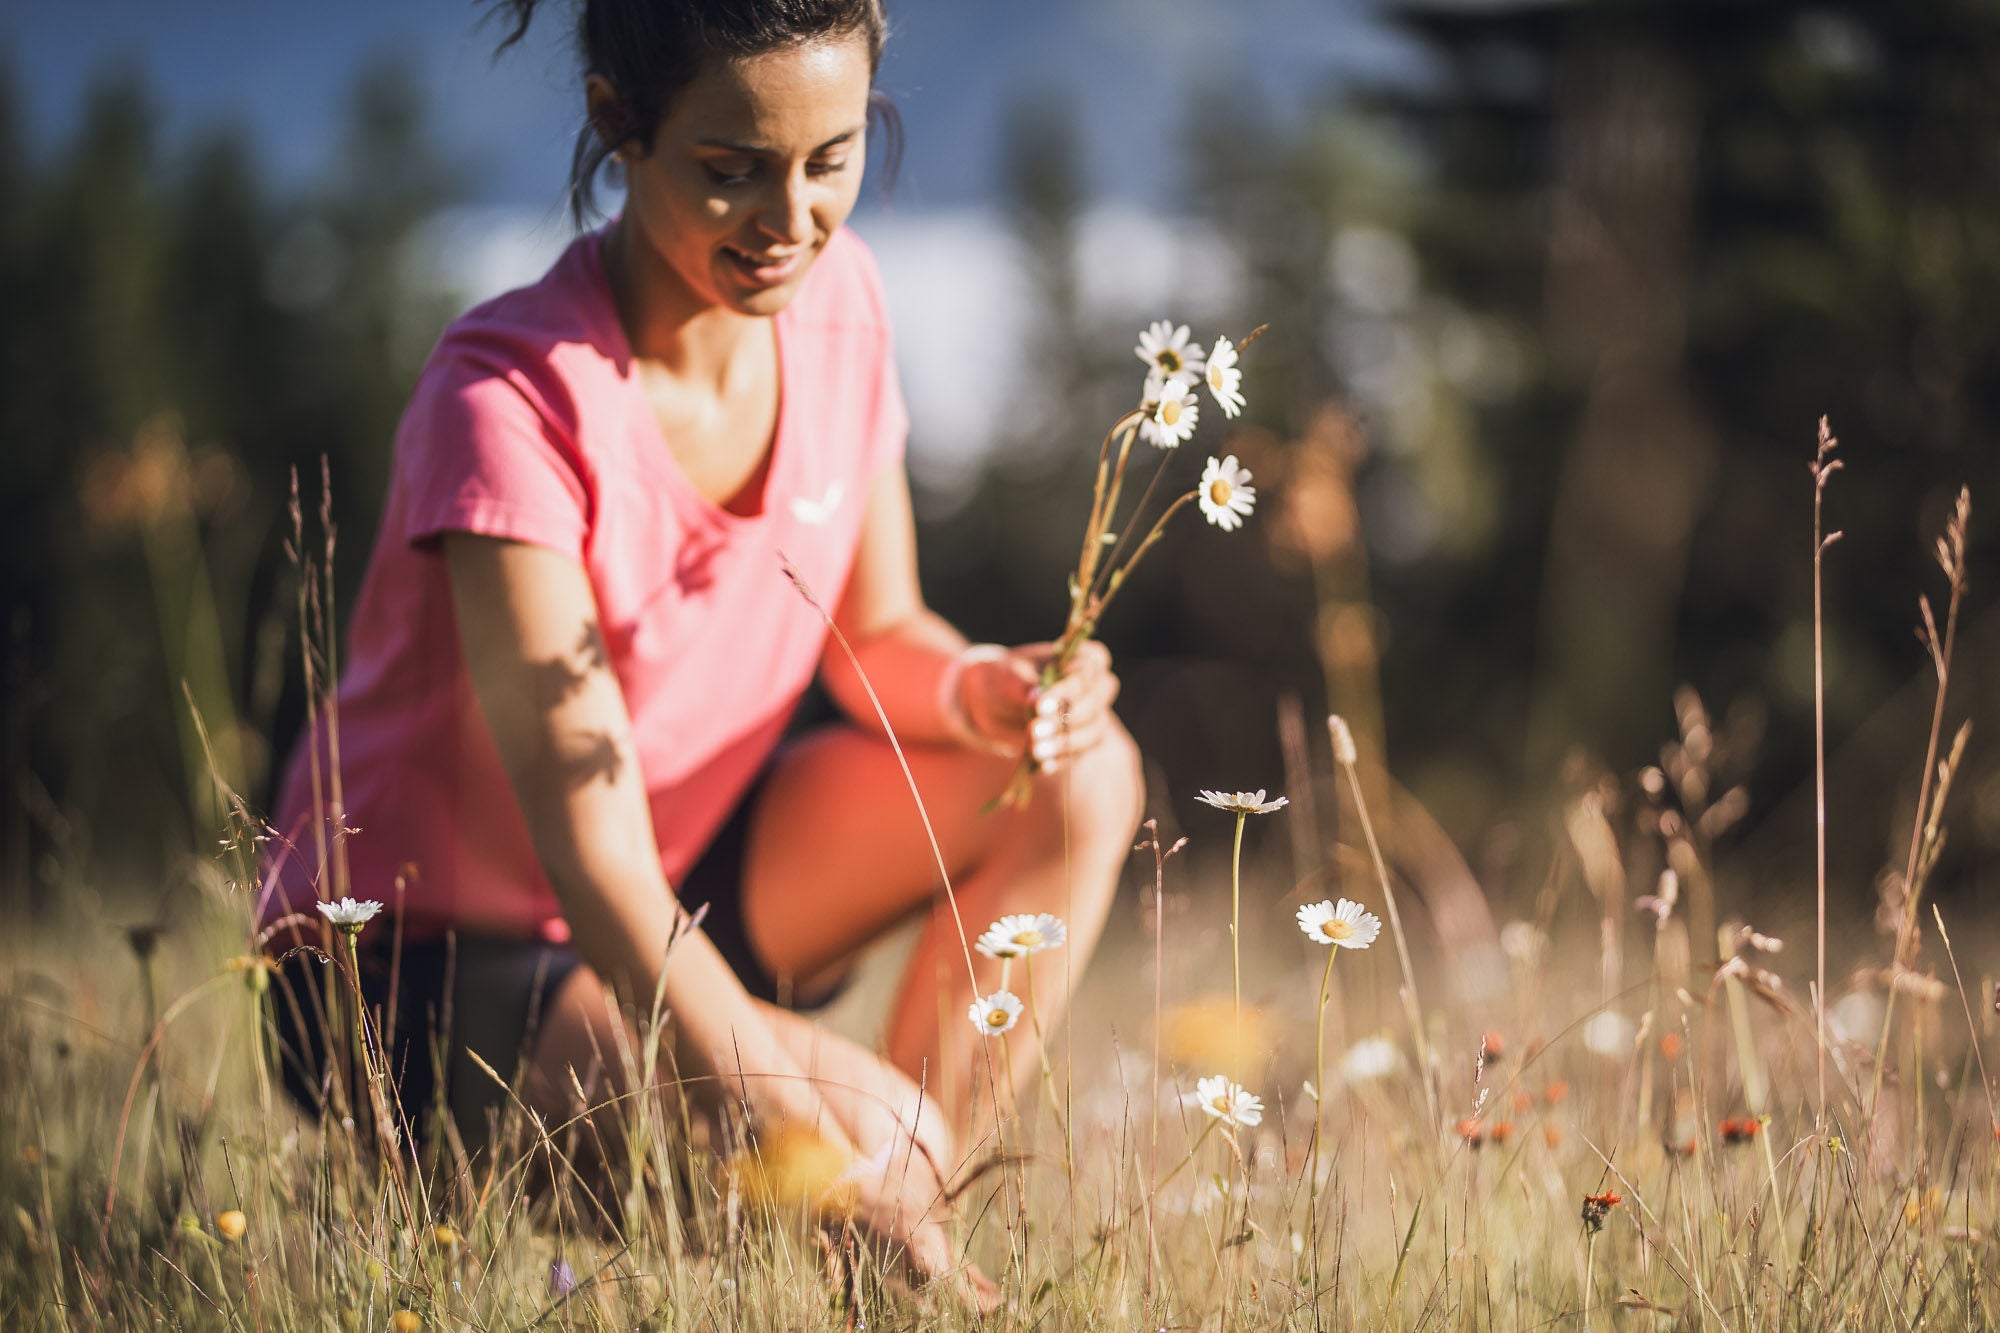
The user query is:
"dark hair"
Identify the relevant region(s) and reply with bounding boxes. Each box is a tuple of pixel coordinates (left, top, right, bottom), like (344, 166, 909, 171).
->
(488, 0, 901, 224)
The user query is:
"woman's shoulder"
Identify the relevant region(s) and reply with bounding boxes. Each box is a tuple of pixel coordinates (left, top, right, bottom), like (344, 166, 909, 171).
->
(423, 231, 622, 386)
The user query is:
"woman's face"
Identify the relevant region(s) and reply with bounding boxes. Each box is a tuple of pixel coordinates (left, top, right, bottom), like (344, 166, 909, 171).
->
(607, 36, 874, 319)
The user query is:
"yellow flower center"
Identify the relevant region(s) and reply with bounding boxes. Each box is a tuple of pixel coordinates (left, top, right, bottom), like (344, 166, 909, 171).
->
(1208, 478, 1234, 506)
(1013, 930, 1043, 948)
(1211, 1096, 1231, 1115)
(1160, 399, 1183, 428)
(1321, 919, 1352, 942)
(1208, 364, 1224, 389)
(1157, 348, 1183, 374)
(986, 1009, 1010, 1028)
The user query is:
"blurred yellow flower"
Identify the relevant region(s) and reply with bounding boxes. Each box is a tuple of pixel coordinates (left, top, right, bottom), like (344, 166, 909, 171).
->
(723, 1125, 861, 1219)
(1163, 997, 1272, 1071)
(215, 1210, 247, 1242)
(389, 1312, 423, 1333)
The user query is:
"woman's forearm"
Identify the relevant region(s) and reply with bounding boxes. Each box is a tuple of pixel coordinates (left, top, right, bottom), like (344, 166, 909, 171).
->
(540, 838, 841, 1133)
(820, 606, 967, 743)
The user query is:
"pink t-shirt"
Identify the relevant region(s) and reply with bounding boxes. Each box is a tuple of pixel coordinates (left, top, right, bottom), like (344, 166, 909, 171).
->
(265, 225, 907, 942)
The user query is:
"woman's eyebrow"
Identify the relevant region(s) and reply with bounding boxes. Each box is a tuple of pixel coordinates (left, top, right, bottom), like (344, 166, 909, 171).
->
(696, 127, 864, 155)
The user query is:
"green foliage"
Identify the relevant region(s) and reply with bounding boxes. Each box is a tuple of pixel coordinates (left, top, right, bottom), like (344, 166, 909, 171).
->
(0, 56, 461, 910)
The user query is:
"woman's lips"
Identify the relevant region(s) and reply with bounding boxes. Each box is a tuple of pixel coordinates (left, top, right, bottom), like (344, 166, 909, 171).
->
(723, 245, 805, 288)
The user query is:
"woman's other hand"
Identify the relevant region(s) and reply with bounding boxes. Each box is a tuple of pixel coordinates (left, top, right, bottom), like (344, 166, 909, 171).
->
(958, 640, 1120, 773)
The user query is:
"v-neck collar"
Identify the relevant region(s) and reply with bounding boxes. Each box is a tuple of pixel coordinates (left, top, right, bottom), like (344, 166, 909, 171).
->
(585, 227, 792, 530)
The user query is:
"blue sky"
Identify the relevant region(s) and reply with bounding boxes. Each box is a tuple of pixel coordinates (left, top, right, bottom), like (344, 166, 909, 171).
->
(2, 0, 1417, 212)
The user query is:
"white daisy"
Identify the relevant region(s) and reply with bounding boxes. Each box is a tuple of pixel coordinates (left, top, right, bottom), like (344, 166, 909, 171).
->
(1498, 920, 1548, 968)
(1581, 1010, 1636, 1059)
(968, 990, 1024, 1037)
(975, 912, 1068, 959)
(1140, 377, 1200, 449)
(1187, 1073, 1263, 1128)
(317, 898, 383, 931)
(1296, 898, 1382, 950)
(1339, 1035, 1402, 1084)
(1135, 320, 1207, 384)
(1197, 455, 1256, 531)
(1204, 336, 1244, 417)
(1195, 789, 1289, 816)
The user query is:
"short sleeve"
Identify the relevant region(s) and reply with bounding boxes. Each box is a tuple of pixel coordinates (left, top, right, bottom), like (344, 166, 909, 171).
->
(845, 232, 909, 476)
(395, 353, 590, 560)
(873, 336, 910, 474)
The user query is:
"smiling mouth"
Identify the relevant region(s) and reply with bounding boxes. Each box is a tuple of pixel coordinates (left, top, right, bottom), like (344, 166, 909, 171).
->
(723, 245, 807, 286)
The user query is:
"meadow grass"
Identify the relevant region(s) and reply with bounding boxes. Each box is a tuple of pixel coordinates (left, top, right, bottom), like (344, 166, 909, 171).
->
(1, 426, 1990, 1329)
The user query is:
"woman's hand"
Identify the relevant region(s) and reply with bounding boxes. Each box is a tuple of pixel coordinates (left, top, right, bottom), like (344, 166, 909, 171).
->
(754, 1005, 996, 1310)
(958, 640, 1121, 773)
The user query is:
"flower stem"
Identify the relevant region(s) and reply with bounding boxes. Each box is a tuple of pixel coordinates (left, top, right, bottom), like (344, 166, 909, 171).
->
(1023, 957, 1071, 1171)
(1334, 744, 1437, 1130)
(1230, 811, 1246, 1085)
(1309, 944, 1337, 1293)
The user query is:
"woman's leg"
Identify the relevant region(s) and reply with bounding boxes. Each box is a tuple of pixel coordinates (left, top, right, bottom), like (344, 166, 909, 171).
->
(740, 720, 1146, 1134)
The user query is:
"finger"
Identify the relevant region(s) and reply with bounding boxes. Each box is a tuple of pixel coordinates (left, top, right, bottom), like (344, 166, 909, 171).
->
(1029, 704, 1120, 768)
(1034, 667, 1120, 728)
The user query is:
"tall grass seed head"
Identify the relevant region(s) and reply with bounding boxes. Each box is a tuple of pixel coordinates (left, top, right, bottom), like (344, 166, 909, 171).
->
(1297, 898, 1381, 949)
(1327, 714, 1358, 765)
(969, 990, 1024, 1036)
(1197, 455, 1256, 530)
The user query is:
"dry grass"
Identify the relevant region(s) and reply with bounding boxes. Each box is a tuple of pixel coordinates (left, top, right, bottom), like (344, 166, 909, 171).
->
(0, 434, 1988, 1330)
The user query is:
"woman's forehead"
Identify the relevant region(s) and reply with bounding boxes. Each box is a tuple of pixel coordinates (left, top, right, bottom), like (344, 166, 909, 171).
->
(665, 38, 872, 149)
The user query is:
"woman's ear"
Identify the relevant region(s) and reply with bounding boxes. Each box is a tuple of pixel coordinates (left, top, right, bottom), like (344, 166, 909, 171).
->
(584, 73, 635, 162)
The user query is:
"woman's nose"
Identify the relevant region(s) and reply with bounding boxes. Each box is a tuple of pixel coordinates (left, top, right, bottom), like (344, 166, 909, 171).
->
(755, 173, 814, 245)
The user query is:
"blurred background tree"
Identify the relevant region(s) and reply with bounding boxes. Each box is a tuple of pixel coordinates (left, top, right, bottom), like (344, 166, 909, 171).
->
(1, 1, 1995, 953)
(0, 54, 458, 909)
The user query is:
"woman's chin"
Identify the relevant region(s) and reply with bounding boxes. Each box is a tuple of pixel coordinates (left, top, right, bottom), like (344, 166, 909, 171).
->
(713, 246, 817, 315)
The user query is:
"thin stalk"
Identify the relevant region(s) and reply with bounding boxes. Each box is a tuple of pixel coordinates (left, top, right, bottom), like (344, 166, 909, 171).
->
(1809, 416, 1842, 1133)
(1230, 810, 1246, 1087)
(1074, 414, 1144, 631)
(1021, 957, 1070, 1171)
(1308, 943, 1337, 1305)
(1332, 736, 1436, 1128)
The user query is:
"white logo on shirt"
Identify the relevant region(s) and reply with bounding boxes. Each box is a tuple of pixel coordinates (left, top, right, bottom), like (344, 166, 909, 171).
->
(790, 481, 844, 526)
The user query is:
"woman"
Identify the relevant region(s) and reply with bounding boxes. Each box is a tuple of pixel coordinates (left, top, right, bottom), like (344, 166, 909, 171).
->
(264, 0, 1142, 1294)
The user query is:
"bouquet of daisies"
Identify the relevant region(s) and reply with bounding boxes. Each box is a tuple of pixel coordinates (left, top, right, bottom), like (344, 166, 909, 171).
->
(999, 320, 1261, 805)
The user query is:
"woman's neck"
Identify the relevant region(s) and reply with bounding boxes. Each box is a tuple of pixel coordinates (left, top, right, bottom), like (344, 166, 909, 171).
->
(603, 215, 763, 386)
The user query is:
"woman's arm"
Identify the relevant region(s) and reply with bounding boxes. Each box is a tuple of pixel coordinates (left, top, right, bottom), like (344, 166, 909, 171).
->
(441, 532, 828, 1125)
(820, 463, 1121, 767)
(444, 531, 991, 1303)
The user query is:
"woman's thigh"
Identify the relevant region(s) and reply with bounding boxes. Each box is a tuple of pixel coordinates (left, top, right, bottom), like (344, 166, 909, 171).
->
(739, 726, 1024, 984)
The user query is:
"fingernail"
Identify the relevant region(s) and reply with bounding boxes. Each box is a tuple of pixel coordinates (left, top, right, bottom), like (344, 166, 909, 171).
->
(1036, 695, 1058, 717)
(1033, 740, 1055, 762)
(1031, 719, 1055, 740)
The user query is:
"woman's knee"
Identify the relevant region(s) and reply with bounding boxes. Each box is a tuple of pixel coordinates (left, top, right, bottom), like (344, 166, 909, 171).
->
(1040, 715, 1146, 852)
